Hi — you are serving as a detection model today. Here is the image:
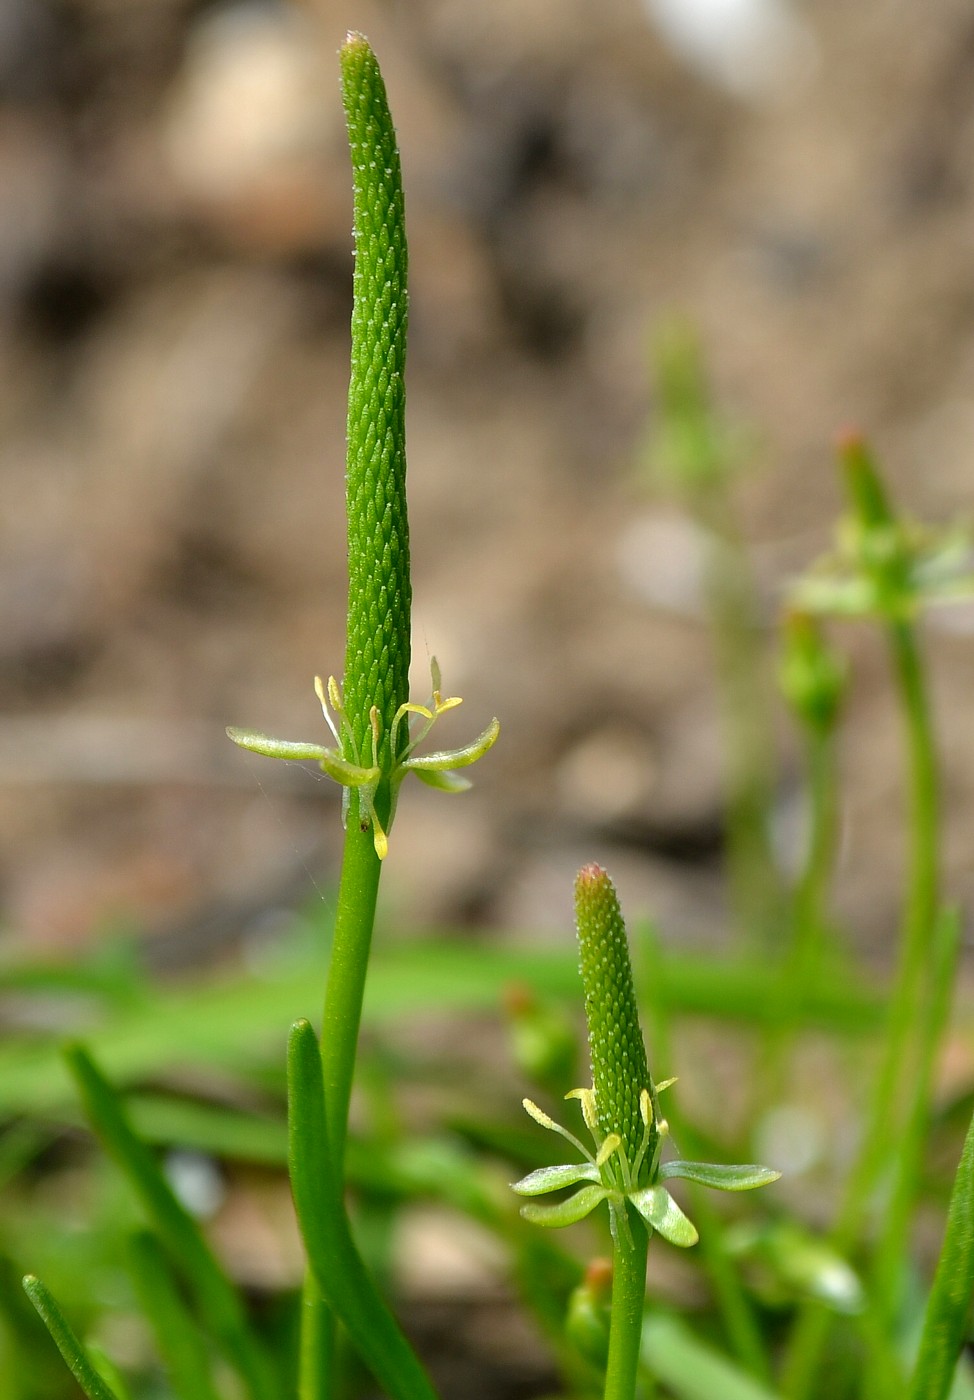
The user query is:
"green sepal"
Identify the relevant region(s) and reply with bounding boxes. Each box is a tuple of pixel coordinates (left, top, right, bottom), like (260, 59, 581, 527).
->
(629, 1186, 699, 1247)
(660, 1160, 781, 1192)
(511, 1162, 602, 1196)
(412, 768, 472, 794)
(404, 716, 500, 772)
(317, 754, 380, 787)
(519, 1183, 609, 1228)
(226, 729, 331, 763)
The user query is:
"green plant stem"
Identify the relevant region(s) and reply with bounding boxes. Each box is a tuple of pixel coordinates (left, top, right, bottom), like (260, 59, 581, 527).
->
(321, 811, 383, 1165)
(837, 620, 939, 1233)
(764, 723, 840, 1106)
(862, 907, 961, 1399)
(604, 1212, 650, 1400)
(301, 806, 383, 1400)
(782, 619, 940, 1399)
(699, 488, 782, 950)
(299, 1282, 337, 1400)
(790, 727, 840, 985)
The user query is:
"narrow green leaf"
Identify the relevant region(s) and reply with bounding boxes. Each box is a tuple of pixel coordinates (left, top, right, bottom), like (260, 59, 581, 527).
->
(65, 1045, 277, 1400)
(0, 944, 886, 1121)
(225, 729, 330, 763)
(511, 1163, 601, 1196)
(287, 1019, 439, 1400)
(909, 1109, 974, 1400)
(660, 1161, 781, 1191)
(641, 1312, 784, 1400)
(128, 1231, 222, 1400)
(630, 1186, 698, 1247)
(518, 1184, 609, 1228)
(22, 1275, 121, 1400)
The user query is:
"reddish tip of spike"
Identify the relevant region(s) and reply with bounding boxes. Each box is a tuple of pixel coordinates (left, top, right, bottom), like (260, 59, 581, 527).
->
(835, 424, 865, 454)
(576, 862, 607, 887)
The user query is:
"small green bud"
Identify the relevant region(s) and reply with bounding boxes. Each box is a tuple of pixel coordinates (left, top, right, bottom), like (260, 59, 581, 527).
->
(574, 864, 653, 1171)
(778, 611, 847, 735)
(648, 320, 737, 494)
(836, 428, 893, 531)
(565, 1258, 613, 1368)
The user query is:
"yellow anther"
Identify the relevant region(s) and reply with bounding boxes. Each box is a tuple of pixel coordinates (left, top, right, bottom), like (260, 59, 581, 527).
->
(523, 1098, 558, 1131)
(596, 1133, 621, 1168)
(566, 1086, 599, 1136)
(398, 702, 434, 721)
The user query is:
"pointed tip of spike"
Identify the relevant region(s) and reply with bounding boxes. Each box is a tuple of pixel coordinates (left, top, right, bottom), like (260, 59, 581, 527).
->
(576, 862, 607, 886)
(835, 423, 865, 453)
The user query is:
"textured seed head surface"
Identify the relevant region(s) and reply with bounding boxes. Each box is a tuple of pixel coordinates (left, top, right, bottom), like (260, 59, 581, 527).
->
(575, 864, 652, 1160)
(340, 34, 411, 773)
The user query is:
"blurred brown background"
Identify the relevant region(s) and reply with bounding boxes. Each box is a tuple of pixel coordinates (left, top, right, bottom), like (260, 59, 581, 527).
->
(1, 0, 973, 965)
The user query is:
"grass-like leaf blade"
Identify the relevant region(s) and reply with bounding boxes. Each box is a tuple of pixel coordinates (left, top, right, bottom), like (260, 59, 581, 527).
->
(128, 1230, 222, 1400)
(22, 1275, 121, 1400)
(287, 1018, 439, 1400)
(65, 1044, 278, 1400)
(909, 1108, 974, 1400)
(642, 1312, 784, 1399)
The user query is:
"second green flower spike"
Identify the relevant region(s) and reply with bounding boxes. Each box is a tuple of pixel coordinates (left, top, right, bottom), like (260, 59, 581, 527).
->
(513, 864, 779, 1246)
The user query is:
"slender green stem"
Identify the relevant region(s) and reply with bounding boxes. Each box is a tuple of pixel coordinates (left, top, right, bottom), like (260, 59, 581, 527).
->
(864, 907, 961, 1397)
(298, 1278, 336, 1400)
(301, 805, 384, 1400)
(604, 1212, 650, 1400)
(837, 621, 938, 1236)
(790, 727, 840, 985)
(321, 809, 383, 1166)
(782, 620, 940, 1399)
(764, 724, 840, 1108)
(699, 486, 782, 949)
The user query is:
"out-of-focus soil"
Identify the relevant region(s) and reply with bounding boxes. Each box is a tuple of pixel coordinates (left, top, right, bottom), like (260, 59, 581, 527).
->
(1, 0, 973, 964)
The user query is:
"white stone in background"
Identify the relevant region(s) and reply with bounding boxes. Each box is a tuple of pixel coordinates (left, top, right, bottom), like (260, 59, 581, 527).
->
(615, 510, 710, 620)
(642, 0, 818, 102)
(164, 1149, 227, 1220)
(163, 0, 334, 202)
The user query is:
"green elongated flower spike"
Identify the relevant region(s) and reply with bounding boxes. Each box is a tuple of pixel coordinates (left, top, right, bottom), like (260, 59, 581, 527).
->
(340, 31, 411, 781)
(513, 864, 780, 1247)
(575, 862, 655, 1169)
(227, 34, 498, 856)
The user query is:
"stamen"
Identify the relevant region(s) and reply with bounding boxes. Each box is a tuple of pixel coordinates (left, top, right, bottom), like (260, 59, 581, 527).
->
(315, 676, 342, 745)
(522, 1098, 595, 1165)
(566, 1087, 600, 1139)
